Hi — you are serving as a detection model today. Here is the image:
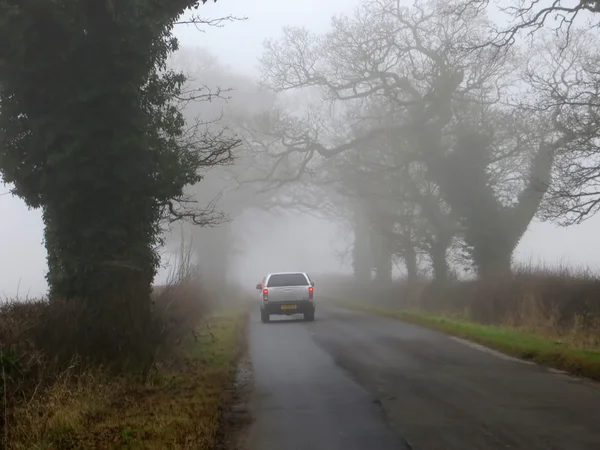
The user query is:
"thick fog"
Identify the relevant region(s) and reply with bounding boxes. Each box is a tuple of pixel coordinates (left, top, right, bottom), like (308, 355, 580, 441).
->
(2, 0, 600, 297)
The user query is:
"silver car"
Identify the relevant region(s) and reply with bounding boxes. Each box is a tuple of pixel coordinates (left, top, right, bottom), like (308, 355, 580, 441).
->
(256, 272, 315, 323)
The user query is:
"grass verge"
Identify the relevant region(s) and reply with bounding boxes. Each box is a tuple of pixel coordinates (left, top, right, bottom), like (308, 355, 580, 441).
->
(335, 301, 600, 382)
(5, 306, 249, 450)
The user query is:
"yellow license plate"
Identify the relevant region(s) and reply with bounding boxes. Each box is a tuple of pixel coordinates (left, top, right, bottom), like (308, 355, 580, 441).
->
(280, 305, 297, 310)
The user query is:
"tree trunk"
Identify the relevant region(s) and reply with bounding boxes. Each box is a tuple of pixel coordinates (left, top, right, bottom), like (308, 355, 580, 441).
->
(43, 85, 158, 367)
(425, 130, 555, 279)
(429, 239, 449, 282)
(403, 243, 418, 284)
(372, 229, 393, 284)
(374, 249, 393, 284)
(44, 198, 156, 367)
(428, 230, 453, 283)
(469, 230, 515, 278)
(352, 211, 373, 283)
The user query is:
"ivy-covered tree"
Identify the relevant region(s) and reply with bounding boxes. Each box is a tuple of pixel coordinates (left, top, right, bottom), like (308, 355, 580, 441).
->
(0, 0, 237, 360)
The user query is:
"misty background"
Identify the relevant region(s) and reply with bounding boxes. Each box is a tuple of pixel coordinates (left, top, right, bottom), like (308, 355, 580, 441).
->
(2, 0, 600, 298)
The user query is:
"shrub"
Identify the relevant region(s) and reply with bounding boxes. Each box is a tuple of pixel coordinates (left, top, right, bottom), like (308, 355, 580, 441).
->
(320, 264, 600, 350)
(0, 242, 216, 447)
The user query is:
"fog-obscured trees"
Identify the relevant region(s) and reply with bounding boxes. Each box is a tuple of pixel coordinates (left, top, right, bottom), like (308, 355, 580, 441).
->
(250, 0, 562, 278)
(465, 0, 600, 45)
(459, 2, 600, 227)
(164, 47, 279, 287)
(522, 29, 600, 225)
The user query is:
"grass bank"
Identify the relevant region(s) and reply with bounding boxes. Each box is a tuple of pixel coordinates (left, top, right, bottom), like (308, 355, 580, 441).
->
(336, 301, 600, 382)
(3, 307, 249, 450)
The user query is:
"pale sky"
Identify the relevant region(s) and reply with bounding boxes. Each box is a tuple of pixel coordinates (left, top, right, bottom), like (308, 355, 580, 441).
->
(1, 0, 600, 298)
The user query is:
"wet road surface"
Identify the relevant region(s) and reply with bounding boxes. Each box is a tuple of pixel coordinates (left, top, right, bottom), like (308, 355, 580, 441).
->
(244, 304, 600, 450)
(244, 309, 409, 450)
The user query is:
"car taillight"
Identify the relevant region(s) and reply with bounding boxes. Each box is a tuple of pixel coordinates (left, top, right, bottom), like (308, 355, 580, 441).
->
(263, 288, 268, 302)
(308, 286, 314, 300)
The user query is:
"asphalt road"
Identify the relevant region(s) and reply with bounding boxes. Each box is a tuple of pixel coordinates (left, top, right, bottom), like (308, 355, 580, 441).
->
(243, 304, 600, 450)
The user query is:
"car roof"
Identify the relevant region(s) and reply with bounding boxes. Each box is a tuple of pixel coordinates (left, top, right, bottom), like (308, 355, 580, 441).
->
(266, 272, 308, 277)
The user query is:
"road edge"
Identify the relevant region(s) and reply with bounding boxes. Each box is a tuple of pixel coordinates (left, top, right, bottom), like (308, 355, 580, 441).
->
(222, 308, 255, 450)
(332, 300, 600, 386)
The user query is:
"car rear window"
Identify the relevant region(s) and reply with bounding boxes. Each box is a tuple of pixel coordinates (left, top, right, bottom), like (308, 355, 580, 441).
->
(267, 273, 309, 287)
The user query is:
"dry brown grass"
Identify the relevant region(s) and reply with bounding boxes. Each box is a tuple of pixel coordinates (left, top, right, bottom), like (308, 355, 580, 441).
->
(1, 240, 247, 449)
(152, 242, 215, 353)
(326, 264, 600, 380)
(320, 264, 600, 353)
(78, 309, 248, 450)
(418, 265, 600, 352)
(0, 299, 122, 449)
(1, 308, 248, 449)
(5, 364, 123, 449)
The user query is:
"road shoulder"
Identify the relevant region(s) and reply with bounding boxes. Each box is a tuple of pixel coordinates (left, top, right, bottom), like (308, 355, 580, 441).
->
(335, 300, 600, 382)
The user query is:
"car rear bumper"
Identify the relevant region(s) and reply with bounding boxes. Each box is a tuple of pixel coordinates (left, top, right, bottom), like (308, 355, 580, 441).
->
(261, 300, 315, 315)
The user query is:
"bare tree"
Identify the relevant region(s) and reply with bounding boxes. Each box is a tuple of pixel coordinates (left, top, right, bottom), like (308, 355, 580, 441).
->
(461, 0, 600, 47)
(452, 2, 600, 229)
(240, 93, 459, 282)
(252, 0, 557, 277)
(520, 28, 600, 225)
(161, 47, 277, 285)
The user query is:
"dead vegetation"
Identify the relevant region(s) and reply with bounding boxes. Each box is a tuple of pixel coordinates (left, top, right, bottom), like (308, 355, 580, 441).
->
(321, 264, 600, 352)
(0, 243, 245, 449)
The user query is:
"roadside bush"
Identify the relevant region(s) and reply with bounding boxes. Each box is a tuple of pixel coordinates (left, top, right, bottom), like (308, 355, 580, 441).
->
(419, 265, 600, 349)
(320, 264, 600, 350)
(152, 242, 215, 356)
(0, 244, 215, 448)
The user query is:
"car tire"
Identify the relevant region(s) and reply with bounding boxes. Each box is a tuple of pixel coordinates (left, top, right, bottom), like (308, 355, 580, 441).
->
(261, 310, 270, 323)
(304, 310, 315, 322)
